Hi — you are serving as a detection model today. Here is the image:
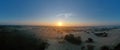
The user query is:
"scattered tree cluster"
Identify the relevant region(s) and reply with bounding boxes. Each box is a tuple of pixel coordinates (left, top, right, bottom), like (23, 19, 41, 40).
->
(64, 34, 82, 45)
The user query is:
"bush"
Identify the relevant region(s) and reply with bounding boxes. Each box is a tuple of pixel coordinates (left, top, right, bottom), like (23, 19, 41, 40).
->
(64, 34, 82, 45)
(87, 45, 94, 50)
(81, 46, 85, 50)
(114, 43, 120, 50)
(94, 32, 108, 37)
(85, 38, 94, 43)
(100, 46, 110, 50)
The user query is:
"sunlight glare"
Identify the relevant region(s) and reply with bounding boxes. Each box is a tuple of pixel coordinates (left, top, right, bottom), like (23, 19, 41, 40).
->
(58, 21, 63, 26)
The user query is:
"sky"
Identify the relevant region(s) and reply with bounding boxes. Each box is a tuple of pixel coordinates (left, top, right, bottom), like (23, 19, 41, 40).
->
(0, 0, 120, 26)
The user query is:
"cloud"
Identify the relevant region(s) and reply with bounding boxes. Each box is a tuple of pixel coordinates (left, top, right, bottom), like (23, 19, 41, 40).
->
(56, 13, 72, 19)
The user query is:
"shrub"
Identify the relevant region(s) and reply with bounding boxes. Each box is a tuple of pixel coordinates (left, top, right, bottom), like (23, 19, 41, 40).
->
(64, 34, 82, 45)
(85, 38, 94, 43)
(94, 32, 108, 37)
(87, 45, 94, 50)
(100, 46, 110, 50)
(114, 43, 120, 50)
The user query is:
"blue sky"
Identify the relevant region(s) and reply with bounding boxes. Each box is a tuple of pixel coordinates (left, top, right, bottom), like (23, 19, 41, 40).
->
(0, 0, 120, 26)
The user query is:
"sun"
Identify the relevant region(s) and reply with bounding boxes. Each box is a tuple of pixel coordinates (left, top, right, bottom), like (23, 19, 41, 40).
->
(57, 21, 63, 26)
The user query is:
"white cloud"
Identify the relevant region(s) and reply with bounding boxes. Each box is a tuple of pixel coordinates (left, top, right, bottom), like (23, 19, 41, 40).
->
(56, 13, 72, 19)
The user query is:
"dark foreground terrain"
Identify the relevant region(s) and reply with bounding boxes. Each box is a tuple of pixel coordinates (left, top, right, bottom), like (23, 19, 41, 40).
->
(0, 25, 120, 50)
(0, 25, 48, 50)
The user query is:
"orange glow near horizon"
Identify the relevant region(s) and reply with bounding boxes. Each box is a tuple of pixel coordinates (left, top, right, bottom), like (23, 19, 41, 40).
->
(57, 21, 63, 26)
(28, 21, 96, 26)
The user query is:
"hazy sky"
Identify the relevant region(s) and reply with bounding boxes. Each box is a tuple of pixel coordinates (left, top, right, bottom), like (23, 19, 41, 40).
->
(0, 0, 120, 26)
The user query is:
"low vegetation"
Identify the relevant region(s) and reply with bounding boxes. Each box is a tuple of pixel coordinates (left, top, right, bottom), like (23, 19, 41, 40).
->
(64, 34, 82, 45)
(100, 46, 110, 50)
(85, 38, 94, 43)
(114, 43, 120, 50)
(94, 32, 108, 37)
(86, 45, 94, 50)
